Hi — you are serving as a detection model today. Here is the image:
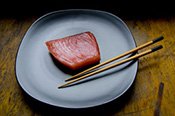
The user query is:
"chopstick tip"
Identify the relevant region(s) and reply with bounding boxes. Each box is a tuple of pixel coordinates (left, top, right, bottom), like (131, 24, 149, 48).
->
(58, 85, 66, 89)
(152, 45, 163, 52)
(65, 78, 72, 82)
(58, 86, 63, 89)
(152, 36, 164, 43)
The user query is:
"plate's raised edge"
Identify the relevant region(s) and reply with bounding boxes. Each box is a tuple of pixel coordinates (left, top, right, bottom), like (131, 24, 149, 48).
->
(14, 9, 138, 109)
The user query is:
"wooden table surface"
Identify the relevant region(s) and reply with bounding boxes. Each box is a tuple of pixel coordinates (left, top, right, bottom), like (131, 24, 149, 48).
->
(0, 12, 175, 116)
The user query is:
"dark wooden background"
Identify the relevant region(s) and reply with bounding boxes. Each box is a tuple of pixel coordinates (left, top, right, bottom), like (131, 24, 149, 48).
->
(1, 0, 175, 16)
(0, 0, 175, 115)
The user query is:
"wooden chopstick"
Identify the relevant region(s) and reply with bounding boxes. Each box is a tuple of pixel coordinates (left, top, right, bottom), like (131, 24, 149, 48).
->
(58, 45, 163, 88)
(65, 36, 164, 82)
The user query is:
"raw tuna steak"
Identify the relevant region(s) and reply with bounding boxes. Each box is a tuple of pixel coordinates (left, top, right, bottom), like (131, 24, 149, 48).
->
(45, 32, 100, 70)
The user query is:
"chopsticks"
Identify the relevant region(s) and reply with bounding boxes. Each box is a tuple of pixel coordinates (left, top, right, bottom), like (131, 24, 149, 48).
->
(58, 36, 163, 88)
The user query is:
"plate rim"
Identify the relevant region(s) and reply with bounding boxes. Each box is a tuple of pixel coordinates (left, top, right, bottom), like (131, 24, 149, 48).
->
(15, 9, 138, 109)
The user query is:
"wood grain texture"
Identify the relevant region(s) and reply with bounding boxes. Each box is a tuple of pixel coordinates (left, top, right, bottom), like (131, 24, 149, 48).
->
(0, 15, 175, 116)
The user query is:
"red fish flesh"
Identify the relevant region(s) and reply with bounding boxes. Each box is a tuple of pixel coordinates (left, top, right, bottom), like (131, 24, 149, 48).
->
(45, 32, 100, 70)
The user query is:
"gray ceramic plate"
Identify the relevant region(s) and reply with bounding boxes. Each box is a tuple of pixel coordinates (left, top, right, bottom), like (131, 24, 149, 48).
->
(15, 9, 138, 108)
